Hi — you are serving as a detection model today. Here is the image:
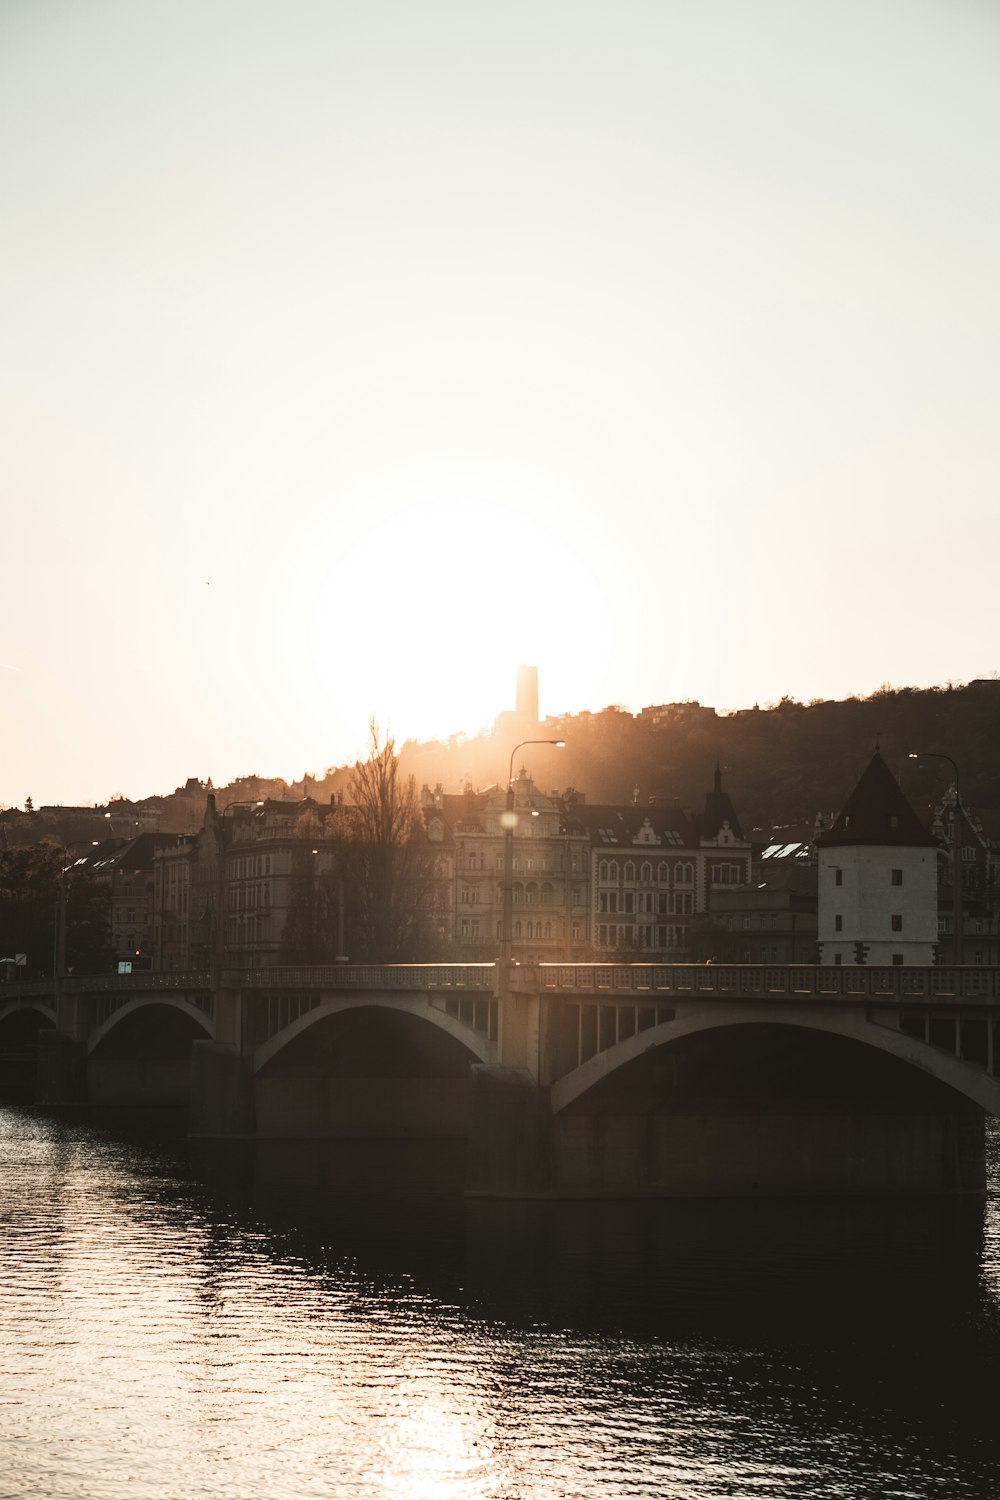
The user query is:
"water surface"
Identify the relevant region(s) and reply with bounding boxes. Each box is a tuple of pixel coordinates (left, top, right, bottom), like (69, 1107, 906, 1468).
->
(2, 1108, 999, 1499)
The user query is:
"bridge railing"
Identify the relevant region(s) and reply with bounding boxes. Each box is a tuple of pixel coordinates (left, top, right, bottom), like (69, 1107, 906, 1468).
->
(0, 972, 212, 1000)
(7, 963, 1000, 1006)
(229, 964, 497, 992)
(1, 964, 498, 1001)
(530, 963, 1000, 1002)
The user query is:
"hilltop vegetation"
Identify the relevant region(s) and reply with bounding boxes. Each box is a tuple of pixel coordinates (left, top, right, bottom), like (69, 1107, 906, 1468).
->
(396, 681, 1000, 836)
(4, 682, 999, 848)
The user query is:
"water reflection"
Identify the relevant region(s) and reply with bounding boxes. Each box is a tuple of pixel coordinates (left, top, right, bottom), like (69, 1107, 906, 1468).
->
(2, 1108, 1000, 1499)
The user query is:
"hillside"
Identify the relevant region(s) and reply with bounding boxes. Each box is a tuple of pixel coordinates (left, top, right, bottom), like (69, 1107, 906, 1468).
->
(4, 682, 999, 849)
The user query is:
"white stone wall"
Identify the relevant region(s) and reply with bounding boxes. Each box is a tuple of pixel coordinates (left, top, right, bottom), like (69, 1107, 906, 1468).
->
(817, 844, 939, 964)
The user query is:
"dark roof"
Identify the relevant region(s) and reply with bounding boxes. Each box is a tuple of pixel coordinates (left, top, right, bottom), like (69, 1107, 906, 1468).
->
(700, 764, 746, 841)
(816, 751, 937, 849)
(573, 803, 698, 849)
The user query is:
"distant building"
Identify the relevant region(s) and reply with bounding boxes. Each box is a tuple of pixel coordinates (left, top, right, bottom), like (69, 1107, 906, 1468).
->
(422, 773, 591, 962)
(575, 766, 751, 958)
(929, 785, 998, 965)
(154, 794, 342, 971)
(816, 751, 939, 965)
(707, 841, 818, 964)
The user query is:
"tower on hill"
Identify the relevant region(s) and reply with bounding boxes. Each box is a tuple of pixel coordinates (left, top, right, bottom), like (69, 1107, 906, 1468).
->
(516, 664, 539, 726)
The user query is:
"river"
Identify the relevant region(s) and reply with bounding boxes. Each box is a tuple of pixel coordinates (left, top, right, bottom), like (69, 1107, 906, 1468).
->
(2, 1106, 1000, 1499)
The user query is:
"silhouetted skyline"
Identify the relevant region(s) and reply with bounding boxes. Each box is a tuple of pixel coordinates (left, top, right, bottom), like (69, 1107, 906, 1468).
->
(3, 1, 998, 806)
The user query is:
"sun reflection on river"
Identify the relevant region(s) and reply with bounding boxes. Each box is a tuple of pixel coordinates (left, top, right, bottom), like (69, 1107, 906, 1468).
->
(3, 1114, 1000, 1499)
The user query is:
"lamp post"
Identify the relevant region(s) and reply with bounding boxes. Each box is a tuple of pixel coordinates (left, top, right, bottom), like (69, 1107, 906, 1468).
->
(51, 840, 100, 985)
(311, 848, 348, 964)
(500, 738, 565, 968)
(909, 751, 963, 966)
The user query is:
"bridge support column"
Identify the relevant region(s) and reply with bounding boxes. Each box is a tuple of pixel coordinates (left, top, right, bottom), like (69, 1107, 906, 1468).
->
(189, 1042, 255, 1138)
(466, 1066, 551, 1197)
(189, 987, 254, 1138)
(35, 1030, 87, 1107)
(34, 990, 89, 1106)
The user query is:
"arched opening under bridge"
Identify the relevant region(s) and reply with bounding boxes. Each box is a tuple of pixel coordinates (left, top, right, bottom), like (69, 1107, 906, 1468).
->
(0, 1004, 55, 1103)
(550, 1023, 985, 1198)
(255, 1003, 481, 1139)
(89, 1001, 213, 1110)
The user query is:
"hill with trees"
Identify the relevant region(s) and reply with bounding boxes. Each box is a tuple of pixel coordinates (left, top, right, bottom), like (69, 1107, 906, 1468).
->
(3, 681, 999, 849)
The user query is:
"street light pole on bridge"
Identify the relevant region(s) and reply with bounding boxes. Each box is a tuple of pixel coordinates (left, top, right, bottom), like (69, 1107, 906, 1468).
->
(909, 750, 963, 967)
(500, 738, 565, 973)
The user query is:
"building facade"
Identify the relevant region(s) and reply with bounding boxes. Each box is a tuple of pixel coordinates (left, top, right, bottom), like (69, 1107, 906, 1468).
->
(817, 751, 939, 965)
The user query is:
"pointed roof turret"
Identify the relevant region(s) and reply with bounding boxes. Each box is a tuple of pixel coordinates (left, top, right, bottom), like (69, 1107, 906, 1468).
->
(816, 751, 937, 848)
(701, 764, 745, 840)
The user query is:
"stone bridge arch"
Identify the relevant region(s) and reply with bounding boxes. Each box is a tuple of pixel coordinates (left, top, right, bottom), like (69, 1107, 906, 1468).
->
(86, 995, 215, 1055)
(0, 1000, 56, 1029)
(253, 992, 494, 1074)
(549, 1001, 1000, 1116)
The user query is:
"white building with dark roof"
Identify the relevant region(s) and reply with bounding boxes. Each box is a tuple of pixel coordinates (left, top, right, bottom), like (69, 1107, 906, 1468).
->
(816, 751, 940, 966)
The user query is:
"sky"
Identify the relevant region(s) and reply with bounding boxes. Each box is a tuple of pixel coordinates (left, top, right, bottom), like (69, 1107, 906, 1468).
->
(2, 0, 999, 807)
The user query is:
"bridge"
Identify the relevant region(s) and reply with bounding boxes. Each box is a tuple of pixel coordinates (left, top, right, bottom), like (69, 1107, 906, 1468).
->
(2, 962, 999, 1197)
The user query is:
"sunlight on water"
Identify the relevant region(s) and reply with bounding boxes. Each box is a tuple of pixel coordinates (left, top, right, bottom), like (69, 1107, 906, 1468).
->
(1, 1110, 1000, 1499)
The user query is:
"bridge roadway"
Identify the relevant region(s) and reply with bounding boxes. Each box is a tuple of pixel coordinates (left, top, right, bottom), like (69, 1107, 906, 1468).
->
(3, 963, 1000, 1195)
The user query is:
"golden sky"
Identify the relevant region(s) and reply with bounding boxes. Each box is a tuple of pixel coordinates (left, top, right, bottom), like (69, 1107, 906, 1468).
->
(2, 0, 998, 804)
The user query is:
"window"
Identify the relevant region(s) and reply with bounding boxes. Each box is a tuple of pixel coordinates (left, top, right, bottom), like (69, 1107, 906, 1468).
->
(892, 953, 904, 966)
(891, 869, 903, 886)
(834, 953, 842, 966)
(835, 869, 843, 887)
(835, 915, 843, 932)
(891, 914, 903, 932)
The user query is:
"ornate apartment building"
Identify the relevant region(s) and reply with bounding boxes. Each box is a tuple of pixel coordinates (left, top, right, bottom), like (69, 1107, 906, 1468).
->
(151, 767, 751, 969)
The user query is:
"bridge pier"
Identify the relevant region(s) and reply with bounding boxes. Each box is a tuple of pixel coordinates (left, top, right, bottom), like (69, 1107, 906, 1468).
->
(466, 1067, 552, 1197)
(466, 971, 996, 1198)
(189, 1043, 256, 1138)
(189, 987, 255, 1138)
(35, 1029, 87, 1107)
(35, 993, 88, 1106)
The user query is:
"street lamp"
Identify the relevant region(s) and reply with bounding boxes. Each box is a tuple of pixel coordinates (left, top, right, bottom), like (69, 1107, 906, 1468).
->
(52, 840, 100, 985)
(311, 848, 348, 964)
(909, 751, 963, 966)
(500, 738, 565, 967)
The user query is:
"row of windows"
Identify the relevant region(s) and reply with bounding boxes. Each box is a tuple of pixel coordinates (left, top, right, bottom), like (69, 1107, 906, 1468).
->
(459, 883, 586, 906)
(595, 924, 689, 950)
(833, 914, 904, 932)
(596, 859, 696, 885)
(226, 915, 269, 942)
(598, 891, 694, 915)
(461, 851, 585, 874)
(458, 918, 560, 941)
(834, 868, 905, 886)
(228, 855, 273, 879)
(228, 883, 271, 913)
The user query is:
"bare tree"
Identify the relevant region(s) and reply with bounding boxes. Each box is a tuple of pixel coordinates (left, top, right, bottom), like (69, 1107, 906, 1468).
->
(345, 720, 433, 959)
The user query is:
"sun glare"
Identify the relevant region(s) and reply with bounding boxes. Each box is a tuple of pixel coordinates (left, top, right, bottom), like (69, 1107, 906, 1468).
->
(300, 461, 611, 752)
